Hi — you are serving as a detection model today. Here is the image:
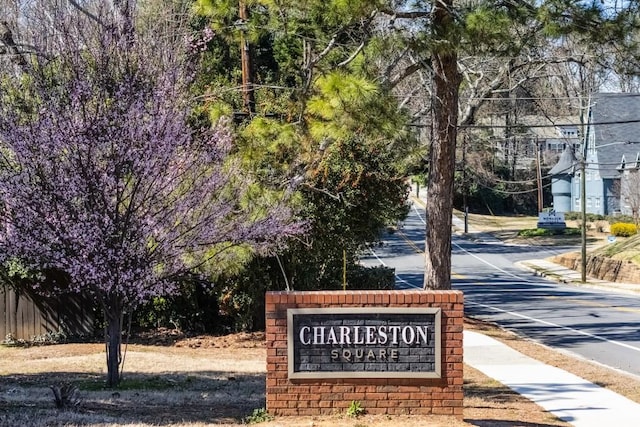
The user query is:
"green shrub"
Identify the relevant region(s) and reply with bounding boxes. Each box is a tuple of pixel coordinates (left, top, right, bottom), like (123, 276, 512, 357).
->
(345, 265, 395, 290)
(564, 212, 581, 221)
(134, 276, 222, 334)
(610, 222, 638, 237)
(518, 228, 553, 237)
(606, 214, 634, 224)
(563, 227, 581, 235)
(564, 212, 608, 222)
(586, 213, 605, 222)
(347, 400, 366, 418)
(517, 228, 580, 237)
(244, 408, 274, 424)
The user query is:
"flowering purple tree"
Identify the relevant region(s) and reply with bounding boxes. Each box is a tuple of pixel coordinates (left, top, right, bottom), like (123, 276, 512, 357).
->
(0, 3, 302, 386)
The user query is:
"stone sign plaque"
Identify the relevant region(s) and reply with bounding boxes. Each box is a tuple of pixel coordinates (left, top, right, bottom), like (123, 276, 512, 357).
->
(287, 307, 441, 379)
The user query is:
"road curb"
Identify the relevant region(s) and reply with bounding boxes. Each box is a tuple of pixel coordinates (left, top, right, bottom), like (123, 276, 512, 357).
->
(516, 261, 567, 283)
(516, 261, 640, 295)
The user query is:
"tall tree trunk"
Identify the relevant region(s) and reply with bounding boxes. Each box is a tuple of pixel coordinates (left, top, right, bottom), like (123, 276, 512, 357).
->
(424, 0, 461, 290)
(105, 305, 122, 387)
(239, 0, 256, 114)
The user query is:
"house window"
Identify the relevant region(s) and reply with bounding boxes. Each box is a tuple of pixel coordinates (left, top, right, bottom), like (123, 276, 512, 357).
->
(575, 197, 581, 209)
(587, 198, 592, 208)
(595, 198, 601, 208)
(558, 126, 579, 137)
(548, 141, 564, 152)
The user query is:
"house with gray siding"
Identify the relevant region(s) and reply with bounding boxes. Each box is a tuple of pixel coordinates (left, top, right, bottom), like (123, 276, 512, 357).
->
(550, 93, 640, 216)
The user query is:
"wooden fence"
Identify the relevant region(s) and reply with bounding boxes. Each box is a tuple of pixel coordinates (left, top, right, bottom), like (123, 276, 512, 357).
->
(1, 286, 95, 341)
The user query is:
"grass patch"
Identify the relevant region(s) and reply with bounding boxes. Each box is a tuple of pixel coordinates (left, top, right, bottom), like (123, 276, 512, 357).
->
(454, 210, 538, 231)
(517, 228, 580, 237)
(597, 234, 639, 256)
(594, 233, 640, 263)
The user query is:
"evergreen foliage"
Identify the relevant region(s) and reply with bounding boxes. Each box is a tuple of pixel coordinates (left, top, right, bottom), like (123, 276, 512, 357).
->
(192, 0, 414, 298)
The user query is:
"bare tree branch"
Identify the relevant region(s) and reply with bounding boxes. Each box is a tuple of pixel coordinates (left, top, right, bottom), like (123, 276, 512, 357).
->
(379, 8, 430, 20)
(0, 20, 27, 71)
(338, 41, 365, 67)
(67, 0, 108, 29)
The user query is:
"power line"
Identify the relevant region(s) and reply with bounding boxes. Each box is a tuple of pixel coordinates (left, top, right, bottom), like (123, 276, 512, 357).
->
(399, 93, 640, 102)
(464, 118, 640, 129)
(490, 176, 538, 185)
(462, 159, 640, 188)
(471, 179, 553, 195)
(409, 118, 640, 129)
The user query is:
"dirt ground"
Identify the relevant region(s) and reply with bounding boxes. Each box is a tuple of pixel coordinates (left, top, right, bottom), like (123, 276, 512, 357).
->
(453, 210, 604, 245)
(2, 319, 639, 427)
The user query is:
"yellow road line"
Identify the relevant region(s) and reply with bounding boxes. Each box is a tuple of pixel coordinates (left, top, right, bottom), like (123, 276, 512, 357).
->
(396, 229, 466, 279)
(397, 229, 423, 254)
(411, 196, 426, 207)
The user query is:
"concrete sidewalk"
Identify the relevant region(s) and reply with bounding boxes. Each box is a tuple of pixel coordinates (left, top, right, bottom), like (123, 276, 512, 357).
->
(464, 331, 640, 426)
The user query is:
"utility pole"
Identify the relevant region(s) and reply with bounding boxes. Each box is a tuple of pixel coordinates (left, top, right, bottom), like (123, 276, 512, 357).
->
(239, 0, 255, 114)
(581, 154, 587, 282)
(580, 97, 591, 284)
(462, 134, 468, 233)
(536, 137, 543, 212)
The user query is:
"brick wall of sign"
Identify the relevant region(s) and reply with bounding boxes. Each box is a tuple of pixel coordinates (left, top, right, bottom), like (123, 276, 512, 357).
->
(265, 290, 464, 418)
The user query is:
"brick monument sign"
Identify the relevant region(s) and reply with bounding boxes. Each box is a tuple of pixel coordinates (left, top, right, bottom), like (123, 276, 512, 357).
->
(265, 290, 463, 418)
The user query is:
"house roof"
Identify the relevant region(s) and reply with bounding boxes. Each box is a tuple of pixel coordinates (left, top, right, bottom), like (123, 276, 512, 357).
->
(590, 93, 640, 179)
(549, 145, 578, 175)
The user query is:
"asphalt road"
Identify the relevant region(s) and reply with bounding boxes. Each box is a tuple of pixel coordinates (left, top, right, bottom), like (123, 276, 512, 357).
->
(362, 202, 640, 378)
